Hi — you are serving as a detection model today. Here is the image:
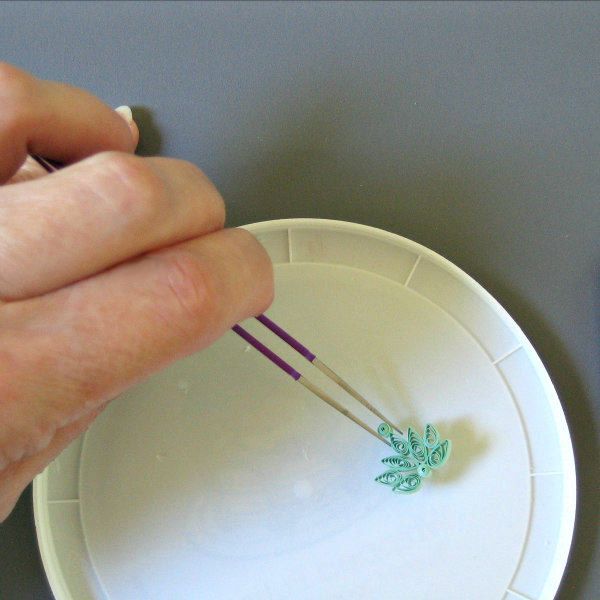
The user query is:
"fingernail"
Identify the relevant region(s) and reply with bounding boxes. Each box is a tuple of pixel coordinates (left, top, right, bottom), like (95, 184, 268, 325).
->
(115, 105, 134, 124)
(115, 105, 138, 145)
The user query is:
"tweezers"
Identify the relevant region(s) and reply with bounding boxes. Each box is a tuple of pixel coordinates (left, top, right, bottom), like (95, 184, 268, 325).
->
(32, 155, 398, 446)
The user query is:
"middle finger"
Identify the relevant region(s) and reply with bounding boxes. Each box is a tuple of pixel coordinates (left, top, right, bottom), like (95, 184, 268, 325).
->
(0, 152, 225, 300)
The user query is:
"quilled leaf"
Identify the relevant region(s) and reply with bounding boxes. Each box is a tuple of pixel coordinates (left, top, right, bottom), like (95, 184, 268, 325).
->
(427, 439, 451, 469)
(392, 473, 422, 494)
(381, 456, 419, 471)
(389, 434, 411, 457)
(423, 424, 440, 448)
(407, 427, 427, 462)
(375, 469, 404, 486)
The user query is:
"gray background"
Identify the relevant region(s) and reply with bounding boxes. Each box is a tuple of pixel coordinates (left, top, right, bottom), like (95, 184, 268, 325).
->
(0, 2, 598, 598)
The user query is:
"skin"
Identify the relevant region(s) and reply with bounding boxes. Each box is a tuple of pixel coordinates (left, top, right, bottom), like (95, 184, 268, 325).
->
(0, 63, 274, 521)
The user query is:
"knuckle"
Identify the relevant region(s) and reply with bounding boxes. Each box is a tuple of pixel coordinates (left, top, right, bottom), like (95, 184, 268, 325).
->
(91, 152, 165, 219)
(153, 251, 219, 328)
(175, 158, 204, 178)
(96, 152, 160, 196)
(173, 158, 209, 184)
(166, 158, 226, 228)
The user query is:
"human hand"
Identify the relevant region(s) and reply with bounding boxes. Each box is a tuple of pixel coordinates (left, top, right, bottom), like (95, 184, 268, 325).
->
(0, 63, 273, 521)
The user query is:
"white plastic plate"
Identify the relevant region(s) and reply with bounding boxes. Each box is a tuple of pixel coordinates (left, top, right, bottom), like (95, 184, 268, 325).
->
(34, 219, 576, 600)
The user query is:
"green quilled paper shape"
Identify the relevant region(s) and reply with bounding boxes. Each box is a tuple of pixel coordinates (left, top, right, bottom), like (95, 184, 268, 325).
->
(375, 423, 451, 494)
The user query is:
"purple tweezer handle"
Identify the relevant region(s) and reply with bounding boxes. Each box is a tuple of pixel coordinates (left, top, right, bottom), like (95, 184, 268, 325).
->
(255, 314, 316, 362)
(232, 324, 302, 381)
(33, 158, 307, 381)
(32, 157, 305, 383)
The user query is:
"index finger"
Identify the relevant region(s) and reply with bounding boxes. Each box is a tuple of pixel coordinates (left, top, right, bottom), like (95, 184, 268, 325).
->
(0, 63, 136, 182)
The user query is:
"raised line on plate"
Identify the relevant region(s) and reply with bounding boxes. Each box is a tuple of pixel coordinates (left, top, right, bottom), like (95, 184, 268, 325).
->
(287, 228, 293, 263)
(404, 254, 421, 287)
(493, 346, 522, 366)
(506, 588, 535, 600)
